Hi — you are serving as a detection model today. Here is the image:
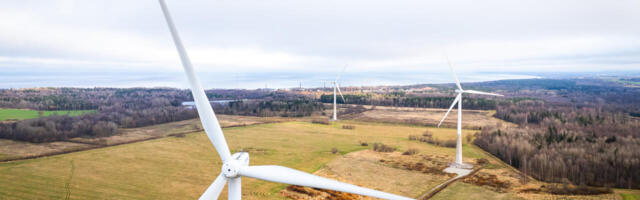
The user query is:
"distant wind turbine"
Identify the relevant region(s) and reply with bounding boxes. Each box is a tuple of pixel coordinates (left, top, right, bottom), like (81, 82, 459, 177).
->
(158, 1, 412, 199)
(332, 65, 347, 121)
(438, 55, 503, 169)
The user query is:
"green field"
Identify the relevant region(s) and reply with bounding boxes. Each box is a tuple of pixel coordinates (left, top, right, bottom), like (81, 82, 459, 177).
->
(622, 194, 640, 200)
(1, 120, 632, 199)
(602, 77, 640, 86)
(0, 109, 95, 121)
(618, 189, 640, 200)
(0, 121, 483, 199)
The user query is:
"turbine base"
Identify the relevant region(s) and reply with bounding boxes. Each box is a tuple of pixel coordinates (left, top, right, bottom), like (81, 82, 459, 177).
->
(448, 162, 473, 169)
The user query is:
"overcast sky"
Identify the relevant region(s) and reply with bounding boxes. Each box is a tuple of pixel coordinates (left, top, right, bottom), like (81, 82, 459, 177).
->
(1, 0, 639, 81)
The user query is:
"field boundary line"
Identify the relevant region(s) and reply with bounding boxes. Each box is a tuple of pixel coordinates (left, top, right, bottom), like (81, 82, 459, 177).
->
(0, 121, 282, 163)
(419, 167, 483, 200)
(65, 160, 75, 200)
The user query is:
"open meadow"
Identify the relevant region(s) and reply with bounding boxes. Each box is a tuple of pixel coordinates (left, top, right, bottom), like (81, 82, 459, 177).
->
(344, 105, 513, 129)
(0, 108, 95, 121)
(0, 120, 476, 199)
(0, 114, 637, 199)
(0, 115, 287, 162)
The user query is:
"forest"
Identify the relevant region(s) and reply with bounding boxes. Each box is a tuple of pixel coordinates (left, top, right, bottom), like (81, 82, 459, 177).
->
(319, 93, 500, 110)
(473, 79, 640, 189)
(0, 88, 320, 142)
(0, 106, 197, 143)
(212, 99, 324, 117)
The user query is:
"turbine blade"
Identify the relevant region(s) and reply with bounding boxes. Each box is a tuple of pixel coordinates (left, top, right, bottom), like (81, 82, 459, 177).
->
(463, 89, 504, 96)
(158, 0, 232, 161)
(336, 83, 346, 103)
(445, 54, 462, 90)
(335, 64, 347, 82)
(239, 165, 413, 200)
(199, 173, 227, 200)
(438, 94, 461, 127)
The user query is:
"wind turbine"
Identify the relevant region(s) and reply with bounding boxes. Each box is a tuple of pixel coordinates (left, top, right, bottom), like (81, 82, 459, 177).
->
(158, 1, 412, 199)
(332, 66, 347, 121)
(437, 55, 503, 169)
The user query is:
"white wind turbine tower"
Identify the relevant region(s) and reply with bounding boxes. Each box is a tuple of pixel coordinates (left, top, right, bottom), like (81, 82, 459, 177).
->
(331, 66, 347, 121)
(158, 1, 413, 199)
(437, 56, 503, 169)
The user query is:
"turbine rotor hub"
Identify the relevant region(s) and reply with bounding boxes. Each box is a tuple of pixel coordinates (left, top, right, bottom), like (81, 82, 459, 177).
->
(222, 152, 250, 178)
(455, 89, 463, 93)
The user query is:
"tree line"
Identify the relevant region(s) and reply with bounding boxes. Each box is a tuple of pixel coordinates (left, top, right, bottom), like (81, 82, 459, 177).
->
(474, 78, 640, 189)
(475, 124, 639, 189)
(319, 93, 500, 110)
(0, 106, 197, 143)
(0, 87, 311, 111)
(212, 99, 324, 117)
(0, 88, 322, 143)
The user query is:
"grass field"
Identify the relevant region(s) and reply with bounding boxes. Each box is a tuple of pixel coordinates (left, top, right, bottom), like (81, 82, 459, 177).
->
(0, 119, 635, 199)
(601, 77, 640, 88)
(622, 193, 640, 200)
(0, 115, 288, 162)
(431, 182, 520, 200)
(347, 105, 514, 129)
(617, 189, 640, 200)
(0, 121, 477, 199)
(0, 108, 95, 121)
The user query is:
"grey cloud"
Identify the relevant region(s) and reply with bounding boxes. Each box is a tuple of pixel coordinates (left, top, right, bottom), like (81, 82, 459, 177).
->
(0, 0, 639, 74)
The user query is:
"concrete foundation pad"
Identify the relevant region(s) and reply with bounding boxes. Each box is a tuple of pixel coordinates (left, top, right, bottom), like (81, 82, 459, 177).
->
(444, 166, 473, 177)
(448, 162, 473, 169)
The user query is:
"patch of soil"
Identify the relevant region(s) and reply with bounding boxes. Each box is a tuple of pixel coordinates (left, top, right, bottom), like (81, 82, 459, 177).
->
(378, 154, 455, 176)
(285, 185, 322, 197)
(380, 160, 450, 176)
(283, 185, 364, 200)
(239, 147, 269, 154)
(462, 172, 511, 192)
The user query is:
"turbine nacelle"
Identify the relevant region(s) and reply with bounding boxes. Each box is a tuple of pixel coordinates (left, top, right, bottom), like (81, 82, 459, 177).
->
(455, 89, 463, 93)
(222, 152, 250, 178)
